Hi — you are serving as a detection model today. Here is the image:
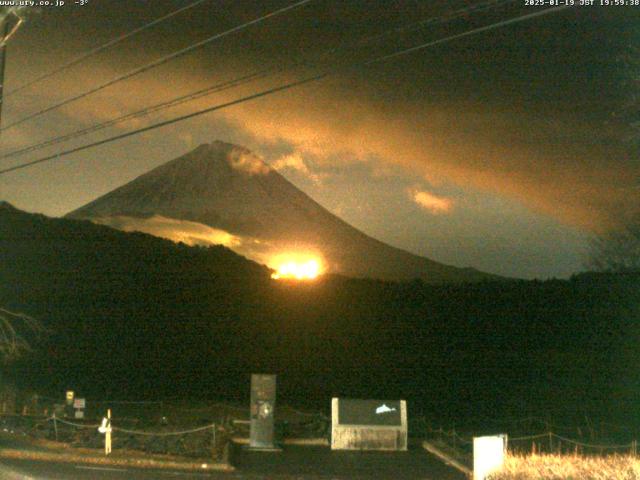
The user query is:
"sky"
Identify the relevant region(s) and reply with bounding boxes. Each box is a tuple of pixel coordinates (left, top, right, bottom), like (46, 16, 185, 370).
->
(0, 0, 637, 279)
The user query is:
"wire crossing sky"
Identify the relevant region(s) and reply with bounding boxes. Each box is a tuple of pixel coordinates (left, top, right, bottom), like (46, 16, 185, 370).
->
(0, 0, 519, 164)
(0, 6, 570, 176)
(1, 0, 210, 101)
(0, 0, 314, 133)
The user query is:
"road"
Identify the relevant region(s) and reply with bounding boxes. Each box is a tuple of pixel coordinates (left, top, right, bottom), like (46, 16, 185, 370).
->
(0, 444, 466, 479)
(232, 444, 466, 479)
(0, 460, 233, 479)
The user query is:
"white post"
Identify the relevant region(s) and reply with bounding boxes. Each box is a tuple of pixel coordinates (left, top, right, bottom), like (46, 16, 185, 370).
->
(330, 398, 338, 450)
(105, 409, 112, 455)
(473, 434, 507, 480)
(98, 409, 112, 455)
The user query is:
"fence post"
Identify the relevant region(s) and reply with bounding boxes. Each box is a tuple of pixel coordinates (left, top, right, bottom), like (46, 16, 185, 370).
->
(211, 423, 217, 460)
(632, 440, 637, 456)
(52, 412, 58, 442)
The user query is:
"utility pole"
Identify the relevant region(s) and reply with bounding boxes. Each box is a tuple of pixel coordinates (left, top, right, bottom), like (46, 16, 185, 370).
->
(0, 9, 24, 130)
(0, 19, 11, 129)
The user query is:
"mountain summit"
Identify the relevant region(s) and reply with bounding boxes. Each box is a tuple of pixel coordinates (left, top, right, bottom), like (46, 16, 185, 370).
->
(67, 140, 496, 283)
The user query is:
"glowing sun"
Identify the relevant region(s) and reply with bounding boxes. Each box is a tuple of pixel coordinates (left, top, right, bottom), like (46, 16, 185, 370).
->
(271, 255, 323, 280)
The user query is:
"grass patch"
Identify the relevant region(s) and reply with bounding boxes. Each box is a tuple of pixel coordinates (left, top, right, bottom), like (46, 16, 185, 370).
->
(0, 431, 233, 472)
(0, 448, 234, 472)
(489, 453, 640, 479)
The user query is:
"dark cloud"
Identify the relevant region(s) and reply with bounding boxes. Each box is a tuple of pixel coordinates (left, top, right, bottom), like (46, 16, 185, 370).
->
(0, 1, 637, 277)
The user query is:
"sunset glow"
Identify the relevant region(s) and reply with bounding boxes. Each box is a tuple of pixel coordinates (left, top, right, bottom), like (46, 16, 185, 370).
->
(271, 257, 322, 280)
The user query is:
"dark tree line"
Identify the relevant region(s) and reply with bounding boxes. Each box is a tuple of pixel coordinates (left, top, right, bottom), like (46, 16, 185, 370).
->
(2, 203, 640, 429)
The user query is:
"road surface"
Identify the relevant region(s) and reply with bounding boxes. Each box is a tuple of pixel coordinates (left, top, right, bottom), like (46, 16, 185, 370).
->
(1, 460, 230, 479)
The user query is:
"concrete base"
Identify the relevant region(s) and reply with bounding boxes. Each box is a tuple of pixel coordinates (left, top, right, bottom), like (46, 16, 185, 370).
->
(233, 437, 328, 446)
(243, 445, 283, 453)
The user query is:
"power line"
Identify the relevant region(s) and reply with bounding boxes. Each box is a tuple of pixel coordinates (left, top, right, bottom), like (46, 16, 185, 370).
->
(2, 0, 210, 100)
(0, 0, 518, 162)
(0, 0, 313, 133)
(0, 5, 570, 177)
(0, 72, 330, 175)
(381, 0, 516, 38)
(0, 68, 282, 160)
(367, 5, 570, 65)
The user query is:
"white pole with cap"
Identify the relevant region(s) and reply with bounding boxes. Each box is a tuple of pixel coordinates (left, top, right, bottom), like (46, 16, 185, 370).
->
(98, 409, 112, 455)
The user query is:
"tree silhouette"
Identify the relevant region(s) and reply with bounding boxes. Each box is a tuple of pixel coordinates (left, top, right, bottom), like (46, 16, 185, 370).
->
(589, 44, 640, 272)
(588, 215, 640, 273)
(0, 307, 44, 362)
(613, 45, 639, 148)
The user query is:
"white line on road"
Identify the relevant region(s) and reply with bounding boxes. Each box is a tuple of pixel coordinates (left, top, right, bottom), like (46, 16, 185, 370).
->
(75, 465, 128, 472)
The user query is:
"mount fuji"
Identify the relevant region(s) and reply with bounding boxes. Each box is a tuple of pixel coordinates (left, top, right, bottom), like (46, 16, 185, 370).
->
(67, 140, 497, 283)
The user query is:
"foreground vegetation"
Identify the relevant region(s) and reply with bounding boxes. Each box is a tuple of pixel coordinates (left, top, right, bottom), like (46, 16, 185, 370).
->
(490, 454, 640, 480)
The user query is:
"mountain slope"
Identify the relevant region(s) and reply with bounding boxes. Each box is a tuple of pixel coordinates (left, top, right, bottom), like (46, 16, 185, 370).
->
(67, 140, 498, 283)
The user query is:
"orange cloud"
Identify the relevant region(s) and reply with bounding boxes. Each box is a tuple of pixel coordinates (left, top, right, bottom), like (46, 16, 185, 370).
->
(411, 189, 453, 214)
(90, 215, 243, 248)
(88, 214, 279, 264)
(226, 148, 271, 176)
(217, 78, 637, 231)
(271, 151, 323, 183)
(13, 55, 637, 233)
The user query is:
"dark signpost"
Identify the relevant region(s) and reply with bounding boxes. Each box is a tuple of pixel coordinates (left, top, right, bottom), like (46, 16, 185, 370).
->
(64, 390, 74, 419)
(248, 374, 280, 451)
